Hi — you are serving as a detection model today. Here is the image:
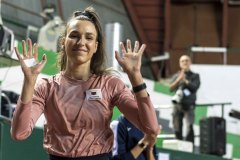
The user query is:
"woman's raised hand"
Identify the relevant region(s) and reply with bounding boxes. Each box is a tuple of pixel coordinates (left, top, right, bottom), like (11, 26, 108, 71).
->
(115, 39, 146, 75)
(15, 38, 47, 81)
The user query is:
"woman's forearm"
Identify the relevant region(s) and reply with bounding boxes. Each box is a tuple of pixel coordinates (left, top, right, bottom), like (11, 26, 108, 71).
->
(128, 72, 148, 97)
(20, 77, 37, 103)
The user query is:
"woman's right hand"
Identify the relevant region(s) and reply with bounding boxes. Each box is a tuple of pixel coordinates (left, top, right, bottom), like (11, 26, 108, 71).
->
(15, 38, 47, 82)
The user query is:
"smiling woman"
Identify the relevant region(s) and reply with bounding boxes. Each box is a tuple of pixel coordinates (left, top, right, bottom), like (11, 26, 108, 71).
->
(58, 8, 105, 77)
(63, 20, 98, 73)
(11, 6, 160, 160)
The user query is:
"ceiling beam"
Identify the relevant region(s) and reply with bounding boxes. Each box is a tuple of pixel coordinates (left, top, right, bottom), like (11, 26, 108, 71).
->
(122, 0, 162, 80)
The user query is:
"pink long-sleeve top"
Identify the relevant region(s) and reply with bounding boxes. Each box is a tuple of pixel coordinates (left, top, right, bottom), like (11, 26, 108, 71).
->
(11, 73, 159, 157)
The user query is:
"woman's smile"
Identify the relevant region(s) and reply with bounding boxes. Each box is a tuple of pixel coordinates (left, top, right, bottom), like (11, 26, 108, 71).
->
(72, 48, 88, 52)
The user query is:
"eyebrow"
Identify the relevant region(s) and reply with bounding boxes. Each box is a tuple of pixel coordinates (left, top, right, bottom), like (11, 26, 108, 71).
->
(85, 32, 96, 36)
(68, 30, 97, 37)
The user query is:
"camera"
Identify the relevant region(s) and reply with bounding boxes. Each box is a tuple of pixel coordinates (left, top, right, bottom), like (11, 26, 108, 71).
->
(171, 87, 183, 104)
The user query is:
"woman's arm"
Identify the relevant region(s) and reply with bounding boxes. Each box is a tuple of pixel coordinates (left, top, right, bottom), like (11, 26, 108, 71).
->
(114, 39, 160, 145)
(11, 38, 47, 140)
(115, 40, 148, 98)
(14, 39, 47, 103)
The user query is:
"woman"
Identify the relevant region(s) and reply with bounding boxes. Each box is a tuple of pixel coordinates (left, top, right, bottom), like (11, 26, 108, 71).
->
(11, 6, 160, 160)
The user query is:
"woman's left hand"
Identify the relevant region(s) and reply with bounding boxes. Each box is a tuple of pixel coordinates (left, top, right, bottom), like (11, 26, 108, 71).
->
(144, 134, 157, 148)
(115, 39, 146, 75)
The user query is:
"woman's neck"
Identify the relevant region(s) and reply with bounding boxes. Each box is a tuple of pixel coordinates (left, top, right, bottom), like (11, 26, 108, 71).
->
(64, 65, 92, 81)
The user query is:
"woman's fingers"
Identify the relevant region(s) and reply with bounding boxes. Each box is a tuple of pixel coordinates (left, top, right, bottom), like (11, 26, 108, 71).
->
(15, 46, 29, 68)
(14, 47, 22, 62)
(120, 42, 127, 56)
(133, 41, 139, 53)
(27, 38, 33, 57)
(138, 44, 146, 57)
(33, 43, 38, 60)
(16, 38, 40, 69)
(126, 39, 132, 53)
(124, 39, 145, 56)
(22, 38, 34, 58)
(22, 40, 27, 57)
(38, 54, 47, 70)
(115, 51, 123, 64)
(119, 39, 146, 62)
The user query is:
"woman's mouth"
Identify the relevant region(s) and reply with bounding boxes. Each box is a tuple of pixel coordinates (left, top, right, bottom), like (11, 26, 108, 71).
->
(72, 48, 87, 52)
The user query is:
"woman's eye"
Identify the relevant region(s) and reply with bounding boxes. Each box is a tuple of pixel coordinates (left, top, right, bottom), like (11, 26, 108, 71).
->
(69, 34, 78, 38)
(86, 37, 93, 40)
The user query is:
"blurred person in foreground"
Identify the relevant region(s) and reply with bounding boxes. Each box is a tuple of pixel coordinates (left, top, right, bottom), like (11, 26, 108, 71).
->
(111, 115, 158, 160)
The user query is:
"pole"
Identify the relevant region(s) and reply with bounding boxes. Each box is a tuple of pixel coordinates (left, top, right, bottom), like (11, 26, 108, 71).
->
(0, 80, 2, 115)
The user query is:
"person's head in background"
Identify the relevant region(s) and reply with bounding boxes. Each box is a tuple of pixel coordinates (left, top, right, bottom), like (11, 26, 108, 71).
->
(179, 55, 191, 72)
(58, 6, 107, 75)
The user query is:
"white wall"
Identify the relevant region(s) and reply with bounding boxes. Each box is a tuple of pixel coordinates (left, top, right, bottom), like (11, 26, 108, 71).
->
(191, 64, 240, 135)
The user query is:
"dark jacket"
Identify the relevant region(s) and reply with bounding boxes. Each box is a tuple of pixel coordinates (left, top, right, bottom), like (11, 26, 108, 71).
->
(172, 70, 200, 108)
(111, 116, 158, 160)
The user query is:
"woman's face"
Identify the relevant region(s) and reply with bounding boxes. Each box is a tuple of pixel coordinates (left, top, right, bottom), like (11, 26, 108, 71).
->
(64, 19, 98, 66)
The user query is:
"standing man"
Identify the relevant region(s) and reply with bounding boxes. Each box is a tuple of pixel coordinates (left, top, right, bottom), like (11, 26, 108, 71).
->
(170, 55, 200, 144)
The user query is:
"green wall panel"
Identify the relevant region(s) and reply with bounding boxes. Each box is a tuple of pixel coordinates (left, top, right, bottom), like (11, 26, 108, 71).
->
(0, 118, 48, 160)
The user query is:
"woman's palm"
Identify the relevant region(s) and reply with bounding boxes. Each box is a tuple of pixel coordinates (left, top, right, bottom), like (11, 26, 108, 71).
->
(115, 40, 146, 74)
(15, 39, 47, 78)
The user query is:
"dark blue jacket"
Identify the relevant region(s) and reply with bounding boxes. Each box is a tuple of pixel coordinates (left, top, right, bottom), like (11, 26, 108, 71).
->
(111, 116, 158, 160)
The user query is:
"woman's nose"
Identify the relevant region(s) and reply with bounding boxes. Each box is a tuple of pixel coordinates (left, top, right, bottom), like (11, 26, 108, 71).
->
(77, 38, 85, 45)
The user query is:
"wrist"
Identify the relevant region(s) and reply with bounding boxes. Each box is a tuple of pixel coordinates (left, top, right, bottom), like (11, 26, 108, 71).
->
(24, 77, 37, 86)
(127, 72, 143, 86)
(138, 141, 148, 149)
(132, 83, 147, 93)
(146, 147, 154, 151)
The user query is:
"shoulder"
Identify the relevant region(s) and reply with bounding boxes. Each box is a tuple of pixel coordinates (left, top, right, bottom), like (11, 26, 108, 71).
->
(189, 70, 199, 75)
(100, 74, 126, 88)
(189, 70, 200, 77)
(35, 77, 49, 90)
(97, 73, 133, 100)
(101, 73, 123, 82)
(39, 73, 62, 83)
(193, 72, 200, 79)
(35, 73, 61, 89)
(101, 68, 124, 81)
